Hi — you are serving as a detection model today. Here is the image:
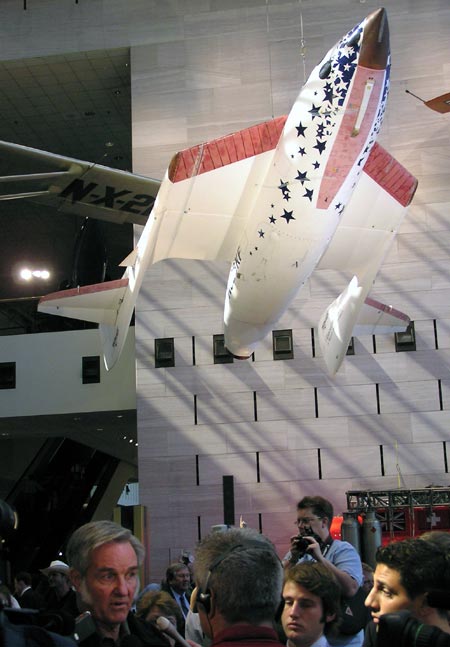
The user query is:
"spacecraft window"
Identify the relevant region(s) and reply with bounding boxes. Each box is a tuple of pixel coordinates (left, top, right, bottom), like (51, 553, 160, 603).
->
(319, 60, 332, 79)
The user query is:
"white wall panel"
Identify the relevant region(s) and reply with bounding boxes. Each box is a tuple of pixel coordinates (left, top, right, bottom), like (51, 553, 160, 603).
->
(256, 388, 316, 422)
(347, 413, 413, 446)
(317, 384, 378, 417)
(378, 379, 440, 414)
(198, 452, 257, 485)
(321, 446, 382, 479)
(138, 394, 194, 426)
(196, 390, 254, 425)
(259, 448, 319, 483)
(0, 328, 135, 416)
(383, 442, 446, 477)
(411, 411, 450, 443)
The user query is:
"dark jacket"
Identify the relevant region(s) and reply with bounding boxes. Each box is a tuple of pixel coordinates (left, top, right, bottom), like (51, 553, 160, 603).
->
(18, 587, 42, 611)
(77, 612, 170, 647)
(1, 611, 75, 647)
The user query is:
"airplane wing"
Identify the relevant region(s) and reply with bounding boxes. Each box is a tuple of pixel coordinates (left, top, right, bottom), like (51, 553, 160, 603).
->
(0, 140, 160, 226)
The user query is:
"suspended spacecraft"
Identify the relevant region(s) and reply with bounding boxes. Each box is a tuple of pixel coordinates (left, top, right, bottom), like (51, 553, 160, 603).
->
(0, 8, 417, 374)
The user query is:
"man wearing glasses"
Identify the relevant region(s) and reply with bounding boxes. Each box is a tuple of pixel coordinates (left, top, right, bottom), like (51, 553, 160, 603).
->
(283, 496, 364, 647)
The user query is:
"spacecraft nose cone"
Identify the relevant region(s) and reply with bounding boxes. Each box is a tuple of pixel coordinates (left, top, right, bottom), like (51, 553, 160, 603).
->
(359, 7, 389, 70)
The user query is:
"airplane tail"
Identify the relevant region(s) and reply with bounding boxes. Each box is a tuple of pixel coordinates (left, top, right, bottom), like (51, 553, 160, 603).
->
(318, 276, 409, 375)
(38, 277, 131, 370)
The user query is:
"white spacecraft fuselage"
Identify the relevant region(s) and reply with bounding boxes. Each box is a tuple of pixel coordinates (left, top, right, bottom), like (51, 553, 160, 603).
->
(223, 19, 389, 357)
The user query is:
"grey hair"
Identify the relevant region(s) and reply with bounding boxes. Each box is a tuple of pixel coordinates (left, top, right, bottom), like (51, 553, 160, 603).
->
(66, 520, 145, 576)
(193, 528, 283, 624)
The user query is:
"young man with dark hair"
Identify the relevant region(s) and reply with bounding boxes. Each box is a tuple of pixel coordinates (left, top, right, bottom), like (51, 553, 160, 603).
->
(282, 562, 341, 647)
(364, 538, 450, 646)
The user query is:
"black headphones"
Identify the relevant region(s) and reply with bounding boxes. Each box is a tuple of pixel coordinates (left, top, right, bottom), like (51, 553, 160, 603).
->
(196, 540, 271, 615)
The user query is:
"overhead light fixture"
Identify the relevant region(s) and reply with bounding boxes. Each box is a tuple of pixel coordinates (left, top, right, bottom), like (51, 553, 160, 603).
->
(19, 268, 50, 281)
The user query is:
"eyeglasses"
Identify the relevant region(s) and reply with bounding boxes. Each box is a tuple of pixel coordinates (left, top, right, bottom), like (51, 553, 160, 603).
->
(294, 516, 322, 527)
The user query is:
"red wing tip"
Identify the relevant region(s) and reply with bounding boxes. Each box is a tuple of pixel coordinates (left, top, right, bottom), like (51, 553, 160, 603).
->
(364, 296, 410, 322)
(39, 278, 129, 302)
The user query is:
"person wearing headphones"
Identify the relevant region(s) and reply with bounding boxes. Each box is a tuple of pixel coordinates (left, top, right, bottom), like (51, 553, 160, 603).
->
(193, 527, 285, 647)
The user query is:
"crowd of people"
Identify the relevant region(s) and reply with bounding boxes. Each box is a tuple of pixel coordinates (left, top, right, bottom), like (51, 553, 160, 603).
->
(1, 495, 449, 647)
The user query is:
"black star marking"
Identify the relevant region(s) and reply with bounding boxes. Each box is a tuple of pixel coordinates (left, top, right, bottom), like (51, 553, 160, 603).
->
(303, 188, 314, 201)
(324, 82, 335, 104)
(309, 104, 321, 120)
(283, 192, 291, 202)
(258, 229, 265, 238)
(278, 179, 289, 191)
(313, 161, 320, 169)
(298, 147, 306, 156)
(269, 215, 276, 224)
(295, 170, 309, 185)
(313, 139, 327, 155)
(296, 122, 307, 137)
(281, 209, 295, 224)
(316, 123, 326, 138)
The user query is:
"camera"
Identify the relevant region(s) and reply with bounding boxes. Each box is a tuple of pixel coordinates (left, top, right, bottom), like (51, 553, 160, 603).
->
(378, 610, 450, 647)
(292, 535, 311, 558)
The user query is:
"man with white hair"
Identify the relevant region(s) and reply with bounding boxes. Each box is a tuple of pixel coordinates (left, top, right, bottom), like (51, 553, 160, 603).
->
(66, 520, 168, 646)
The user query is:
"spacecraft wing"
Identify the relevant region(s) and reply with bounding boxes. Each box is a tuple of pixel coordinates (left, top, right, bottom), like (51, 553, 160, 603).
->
(150, 116, 286, 264)
(0, 140, 160, 226)
(38, 279, 130, 326)
(316, 144, 417, 375)
(353, 297, 410, 335)
(317, 142, 418, 276)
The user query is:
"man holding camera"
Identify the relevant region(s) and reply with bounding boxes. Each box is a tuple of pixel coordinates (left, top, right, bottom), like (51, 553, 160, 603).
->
(363, 538, 450, 647)
(283, 497, 364, 647)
